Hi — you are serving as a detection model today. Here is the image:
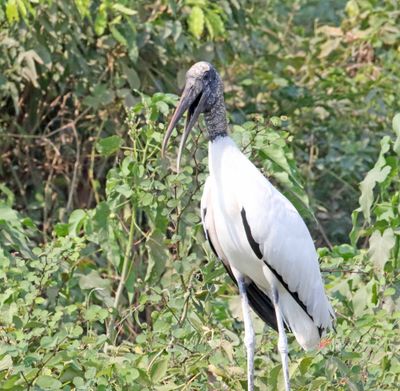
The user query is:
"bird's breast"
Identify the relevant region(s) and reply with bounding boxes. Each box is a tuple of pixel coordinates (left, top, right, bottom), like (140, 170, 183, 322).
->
(211, 186, 270, 291)
(208, 140, 270, 290)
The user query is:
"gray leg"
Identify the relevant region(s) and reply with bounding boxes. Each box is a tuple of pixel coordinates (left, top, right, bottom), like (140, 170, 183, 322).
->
(272, 289, 291, 391)
(232, 268, 255, 391)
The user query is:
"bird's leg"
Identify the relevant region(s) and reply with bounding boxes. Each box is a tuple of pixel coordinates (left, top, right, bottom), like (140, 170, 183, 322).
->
(232, 269, 255, 391)
(272, 288, 291, 391)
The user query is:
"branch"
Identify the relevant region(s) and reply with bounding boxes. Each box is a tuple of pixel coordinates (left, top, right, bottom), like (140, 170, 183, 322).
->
(107, 212, 135, 344)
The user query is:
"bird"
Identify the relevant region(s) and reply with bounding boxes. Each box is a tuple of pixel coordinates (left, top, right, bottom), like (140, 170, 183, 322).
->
(162, 61, 335, 391)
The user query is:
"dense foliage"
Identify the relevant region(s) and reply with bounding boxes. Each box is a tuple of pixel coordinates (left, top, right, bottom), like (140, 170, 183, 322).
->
(0, 0, 399, 390)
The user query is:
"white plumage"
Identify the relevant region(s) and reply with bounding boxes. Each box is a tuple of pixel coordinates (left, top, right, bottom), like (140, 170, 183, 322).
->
(202, 136, 334, 351)
(162, 61, 335, 391)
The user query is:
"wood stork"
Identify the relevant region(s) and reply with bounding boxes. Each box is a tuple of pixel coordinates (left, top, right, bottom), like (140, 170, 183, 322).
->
(162, 62, 335, 391)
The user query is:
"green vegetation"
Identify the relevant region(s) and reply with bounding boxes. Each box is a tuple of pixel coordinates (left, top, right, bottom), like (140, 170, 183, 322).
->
(0, 0, 399, 390)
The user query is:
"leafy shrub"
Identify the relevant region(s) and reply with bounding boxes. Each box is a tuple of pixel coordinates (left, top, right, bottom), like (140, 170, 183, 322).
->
(1, 89, 399, 389)
(1, 0, 400, 243)
(1, 1, 399, 390)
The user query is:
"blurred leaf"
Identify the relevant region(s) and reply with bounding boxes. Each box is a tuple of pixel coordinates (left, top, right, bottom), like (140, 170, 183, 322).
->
(94, 4, 107, 35)
(5, 0, 19, 23)
(84, 305, 108, 322)
(319, 38, 341, 58)
(359, 136, 391, 222)
(393, 113, 400, 155)
(346, 0, 359, 18)
(352, 284, 368, 316)
(83, 84, 115, 109)
(35, 376, 62, 390)
(79, 270, 111, 290)
(110, 25, 127, 46)
(188, 6, 204, 39)
(150, 354, 169, 382)
(75, 0, 91, 17)
(0, 203, 19, 222)
(112, 4, 137, 16)
(205, 10, 224, 38)
(0, 355, 12, 371)
(68, 209, 87, 236)
(123, 65, 140, 90)
(54, 223, 69, 237)
(369, 228, 396, 271)
(96, 135, 122, 156)
(145, 231, 168, 283)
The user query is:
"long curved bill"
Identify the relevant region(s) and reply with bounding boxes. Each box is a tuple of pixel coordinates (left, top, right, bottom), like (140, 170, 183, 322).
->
(162, 84, 207, 172)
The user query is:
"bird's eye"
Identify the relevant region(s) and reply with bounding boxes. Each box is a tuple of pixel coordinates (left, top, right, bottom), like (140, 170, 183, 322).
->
(203, 71, 210, 81)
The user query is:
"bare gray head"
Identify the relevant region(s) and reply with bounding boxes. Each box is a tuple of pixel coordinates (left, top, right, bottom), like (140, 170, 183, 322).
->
(162, 61, 227, 170)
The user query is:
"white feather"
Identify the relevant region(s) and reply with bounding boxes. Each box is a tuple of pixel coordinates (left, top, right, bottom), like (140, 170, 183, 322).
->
(202, 136, 334, 350)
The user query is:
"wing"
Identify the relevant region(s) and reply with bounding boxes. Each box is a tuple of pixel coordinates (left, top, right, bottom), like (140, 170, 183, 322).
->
(235, 159, 335, 348)
(201, 177, 278, 331)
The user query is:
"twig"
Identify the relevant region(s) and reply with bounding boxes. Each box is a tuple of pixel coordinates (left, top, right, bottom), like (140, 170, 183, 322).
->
(43, 154, 58, 242)
(27, 336, 68, 388)
(314, 217, 333, 251)
(88, 122, 105, 206)
(320, 268, 368, 274)
(107, 212, 136, 344)
(181, 373, 201, 390)
(65, 123, 80, 215)
(9, 161, 28, 207)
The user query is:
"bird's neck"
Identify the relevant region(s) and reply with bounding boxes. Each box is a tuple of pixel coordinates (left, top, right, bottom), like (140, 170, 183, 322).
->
(204, 89, 228, 141)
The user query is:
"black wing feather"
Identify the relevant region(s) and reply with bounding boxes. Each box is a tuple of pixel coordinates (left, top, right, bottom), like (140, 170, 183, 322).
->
(204, 221, 278, 331)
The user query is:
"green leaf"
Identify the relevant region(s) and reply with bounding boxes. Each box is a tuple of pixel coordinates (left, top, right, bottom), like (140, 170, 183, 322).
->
(110, 25, 127, 46)
(325, 357, 349, 379)
(359, 136, 391, 222)
(35, 376, 62, 390)
(54, 223, 69, 237)
(40, 335, 58, 348)
(83, 84, 115, 109)
(96, 135, 122, 156)
(383, 287, 396, 297)
(150, 354, 169, 382)
(16, 0, 27, 19)
(298, 356, 313, 376)
(73, 377, 85, 387)
(112, 4, 137, 16)
(115, 183, 133, 198)
(145, 231, 168, 283)
(318, 38, 341, 58)
(0, 355, 12, 371)
(123, 65, 140, 90)
(85, 367, 96, 379)
(116, 367, 140, 383)
(68, 209, 87, 236)
(84, 305, 109, 322)
(71, 325, 83, 337)
(205, 10, 224, 39)
(94, 4, 108, 36)
(92, 201, 110, 230)
(79, 270, 111, 290)
(346, 0, 359, 18)
(352, 285, 368, 316)
(369, 228, 396, 271)
(0, 184, 15, 206)
(0, 203, 19, 222)
(393, 113, 400, 156)
(75, 0, 91, 17)
(6, 0, 19, 23)
(188, 6, 204, 39)
(128, 40, 139, 63)
(80, 272, 113, 307)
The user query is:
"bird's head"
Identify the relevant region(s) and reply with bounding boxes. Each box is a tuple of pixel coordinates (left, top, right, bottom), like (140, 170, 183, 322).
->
(161, 61, 221, 170)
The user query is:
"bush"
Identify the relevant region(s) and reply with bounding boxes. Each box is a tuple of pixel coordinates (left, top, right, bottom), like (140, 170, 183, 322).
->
(0, 1, 399, 390)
